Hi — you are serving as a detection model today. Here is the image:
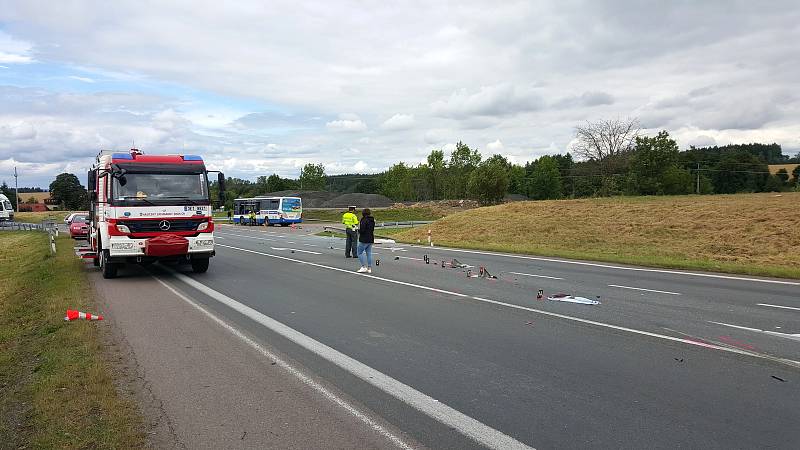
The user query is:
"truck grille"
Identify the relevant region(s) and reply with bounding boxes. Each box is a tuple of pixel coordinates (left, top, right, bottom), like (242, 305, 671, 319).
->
(118, 218, 206, 233)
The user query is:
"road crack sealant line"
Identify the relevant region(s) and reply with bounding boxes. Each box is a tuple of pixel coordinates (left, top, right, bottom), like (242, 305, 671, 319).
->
(216, 243, 800, 369)
(152, 275, 420, 450)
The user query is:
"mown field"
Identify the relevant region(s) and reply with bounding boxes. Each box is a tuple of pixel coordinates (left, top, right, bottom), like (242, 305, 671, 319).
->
(11, 211, 73, 224)
(395, 192, 800, 279)
(0, 232, 143, 448)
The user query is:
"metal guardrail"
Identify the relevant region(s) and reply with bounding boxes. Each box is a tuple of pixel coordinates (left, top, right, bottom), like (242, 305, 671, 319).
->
(0, 219, 60, 233)
(375, 220, 433, 228)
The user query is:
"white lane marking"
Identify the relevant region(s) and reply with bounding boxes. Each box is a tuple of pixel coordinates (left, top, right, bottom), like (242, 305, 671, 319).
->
(508, 272, 564, 280)
(758, 303, 800, 312)
(163, 271, 533, 450)
(708, 321, 800, 341)
(271, 247, 322, 255)
(218, 232, 278, 242)
(216, 244, 800, 368)
(404, 245, 800, 286)
(153, 277, 416, 450)
(397, 256, 425, 261)
(607, 284, 681, 296)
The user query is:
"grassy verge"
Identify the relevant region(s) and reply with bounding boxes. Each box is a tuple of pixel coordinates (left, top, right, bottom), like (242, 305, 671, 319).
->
(303, 207, 444, 222)
(0, 232, 144, 448)
(12, 211, 71, 224)
(394, 192, 800, 279)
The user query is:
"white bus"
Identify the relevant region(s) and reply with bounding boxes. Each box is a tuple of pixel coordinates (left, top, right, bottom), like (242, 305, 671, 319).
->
(0, 194, 13, 222)
(233, 196, 302, 226)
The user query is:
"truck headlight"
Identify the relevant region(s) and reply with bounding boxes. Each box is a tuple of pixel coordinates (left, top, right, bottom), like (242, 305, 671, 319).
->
(197, 221, 209, 231)
(111, 242, 135, 250)
(116, 224, 131, 233)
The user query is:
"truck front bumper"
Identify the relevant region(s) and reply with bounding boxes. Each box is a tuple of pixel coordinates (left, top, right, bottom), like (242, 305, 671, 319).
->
(107, 234, 215, 260)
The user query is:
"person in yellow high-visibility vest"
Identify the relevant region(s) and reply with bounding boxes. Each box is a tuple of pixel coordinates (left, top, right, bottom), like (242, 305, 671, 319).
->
(341, 206, 359, 258)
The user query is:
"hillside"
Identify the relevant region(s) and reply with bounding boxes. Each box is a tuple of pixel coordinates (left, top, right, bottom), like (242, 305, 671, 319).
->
(394, 192, 800, 279)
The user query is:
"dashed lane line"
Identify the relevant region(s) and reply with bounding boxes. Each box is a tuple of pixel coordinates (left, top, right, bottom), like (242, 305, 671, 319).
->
(215, 243, 800, 369)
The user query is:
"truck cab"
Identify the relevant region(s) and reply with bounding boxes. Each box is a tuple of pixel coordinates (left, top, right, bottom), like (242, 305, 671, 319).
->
(0, 194, 13, 222)
(86, 149, 224, 278)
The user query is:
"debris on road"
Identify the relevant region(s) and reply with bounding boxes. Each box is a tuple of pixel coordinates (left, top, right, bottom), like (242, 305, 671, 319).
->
(772, 375, 787, 382)
(64, 309, 104, 321)
(546, 294, 600, 305)
(478, 266, 497, 279)
(537, 289, 544, 300)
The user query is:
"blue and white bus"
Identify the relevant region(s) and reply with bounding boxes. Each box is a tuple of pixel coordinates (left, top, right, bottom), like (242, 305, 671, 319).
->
(233, 196, 302, 226)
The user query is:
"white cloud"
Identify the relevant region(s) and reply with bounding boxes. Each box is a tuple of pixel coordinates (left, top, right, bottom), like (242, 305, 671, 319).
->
(432, 84, 544, 119)
(1, 1, 800, 185)
(486, 139, 504, 153)
(0, 31, 33, 63)
(68, 75, 95, 83)
(326, 118, 367, 132)
(381, 113, 415, 131)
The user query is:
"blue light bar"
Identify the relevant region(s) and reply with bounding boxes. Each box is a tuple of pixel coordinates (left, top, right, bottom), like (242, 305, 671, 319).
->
(182, 155, 203, 161)
(112, 153, 134, 160)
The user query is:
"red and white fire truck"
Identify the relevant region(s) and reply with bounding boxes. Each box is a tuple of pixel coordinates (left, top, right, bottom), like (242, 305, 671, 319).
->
(84, 149, 225, 278)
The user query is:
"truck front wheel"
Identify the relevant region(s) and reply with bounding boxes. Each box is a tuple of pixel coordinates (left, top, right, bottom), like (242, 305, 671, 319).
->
(101, 250, 118, 279)
(191, 257, 210, 273)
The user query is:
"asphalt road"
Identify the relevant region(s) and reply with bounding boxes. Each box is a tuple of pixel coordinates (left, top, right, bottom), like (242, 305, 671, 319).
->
(93, 223, 800, 449)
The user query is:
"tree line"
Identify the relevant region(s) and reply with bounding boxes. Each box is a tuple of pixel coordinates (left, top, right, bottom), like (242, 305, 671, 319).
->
(323, 118, 800, 203)
(9, 117, 800, 211)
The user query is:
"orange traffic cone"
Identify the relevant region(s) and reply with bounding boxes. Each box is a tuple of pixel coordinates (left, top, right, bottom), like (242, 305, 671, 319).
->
(64, 309, 104, 321)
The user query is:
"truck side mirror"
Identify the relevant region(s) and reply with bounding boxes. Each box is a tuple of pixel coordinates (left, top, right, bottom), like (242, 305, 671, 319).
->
(217, 172, 226, 191)
(217, 173, 226, 204)
(87, 170, 96, 192)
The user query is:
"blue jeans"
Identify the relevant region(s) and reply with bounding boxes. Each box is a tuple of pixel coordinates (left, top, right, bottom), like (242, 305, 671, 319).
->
(357, 242, 373, 267)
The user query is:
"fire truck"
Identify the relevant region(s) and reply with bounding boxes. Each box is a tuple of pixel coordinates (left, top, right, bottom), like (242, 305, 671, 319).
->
(84, 149, 225, 278)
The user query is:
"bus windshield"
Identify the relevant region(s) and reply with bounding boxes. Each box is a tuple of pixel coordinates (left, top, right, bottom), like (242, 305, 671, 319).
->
(112, 173, 209, 206)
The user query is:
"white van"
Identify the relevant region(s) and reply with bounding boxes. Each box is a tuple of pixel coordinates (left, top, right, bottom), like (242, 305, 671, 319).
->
(0, 194, 13, 222)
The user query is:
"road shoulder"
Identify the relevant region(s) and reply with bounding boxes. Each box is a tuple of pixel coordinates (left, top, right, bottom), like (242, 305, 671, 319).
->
(91, 265, 411, 449)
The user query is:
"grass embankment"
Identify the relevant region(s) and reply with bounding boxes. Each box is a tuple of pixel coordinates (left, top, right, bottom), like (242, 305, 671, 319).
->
(12, 211, 70, 224)
(0, 232, 143, 448)
(395, 193, 800, 279)
(303, 207, 444, 222)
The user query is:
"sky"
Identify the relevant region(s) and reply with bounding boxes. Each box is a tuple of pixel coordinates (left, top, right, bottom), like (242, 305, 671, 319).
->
(1, 0, 799, 188)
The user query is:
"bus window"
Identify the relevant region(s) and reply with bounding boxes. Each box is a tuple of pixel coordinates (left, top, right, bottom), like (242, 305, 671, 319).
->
(260, 199, 279, 211)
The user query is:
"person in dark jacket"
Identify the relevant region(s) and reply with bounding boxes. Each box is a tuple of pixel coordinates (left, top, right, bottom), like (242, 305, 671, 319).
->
(356, 208, 375, 273)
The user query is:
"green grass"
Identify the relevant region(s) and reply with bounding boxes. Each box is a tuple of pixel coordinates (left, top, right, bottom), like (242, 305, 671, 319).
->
(0, 232, 144, 449)
(303, 207, 444, 223)
(12, 211, 73, 224)
(395, 193, 800, 279)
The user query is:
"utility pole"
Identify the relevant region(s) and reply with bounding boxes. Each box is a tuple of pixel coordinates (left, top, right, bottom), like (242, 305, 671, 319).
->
(13, 166, 19, 212)
(696, 162, 700, 194)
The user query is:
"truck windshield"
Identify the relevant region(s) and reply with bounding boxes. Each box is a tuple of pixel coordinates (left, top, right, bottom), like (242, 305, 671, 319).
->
(112, 173, 209, 206)
(1, 200, 10, 211)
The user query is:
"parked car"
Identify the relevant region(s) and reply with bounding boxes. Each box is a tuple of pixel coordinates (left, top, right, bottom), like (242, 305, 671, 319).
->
(69, 214, 90, 239)
(64, 212, 89, 224)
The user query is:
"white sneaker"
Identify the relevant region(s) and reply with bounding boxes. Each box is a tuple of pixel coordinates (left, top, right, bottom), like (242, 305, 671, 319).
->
(366, 268, 372, 274)
(357, 267, 368, 273)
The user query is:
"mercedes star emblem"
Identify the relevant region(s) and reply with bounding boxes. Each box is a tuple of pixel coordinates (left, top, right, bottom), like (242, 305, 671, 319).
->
(159, 220, 171, 231)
